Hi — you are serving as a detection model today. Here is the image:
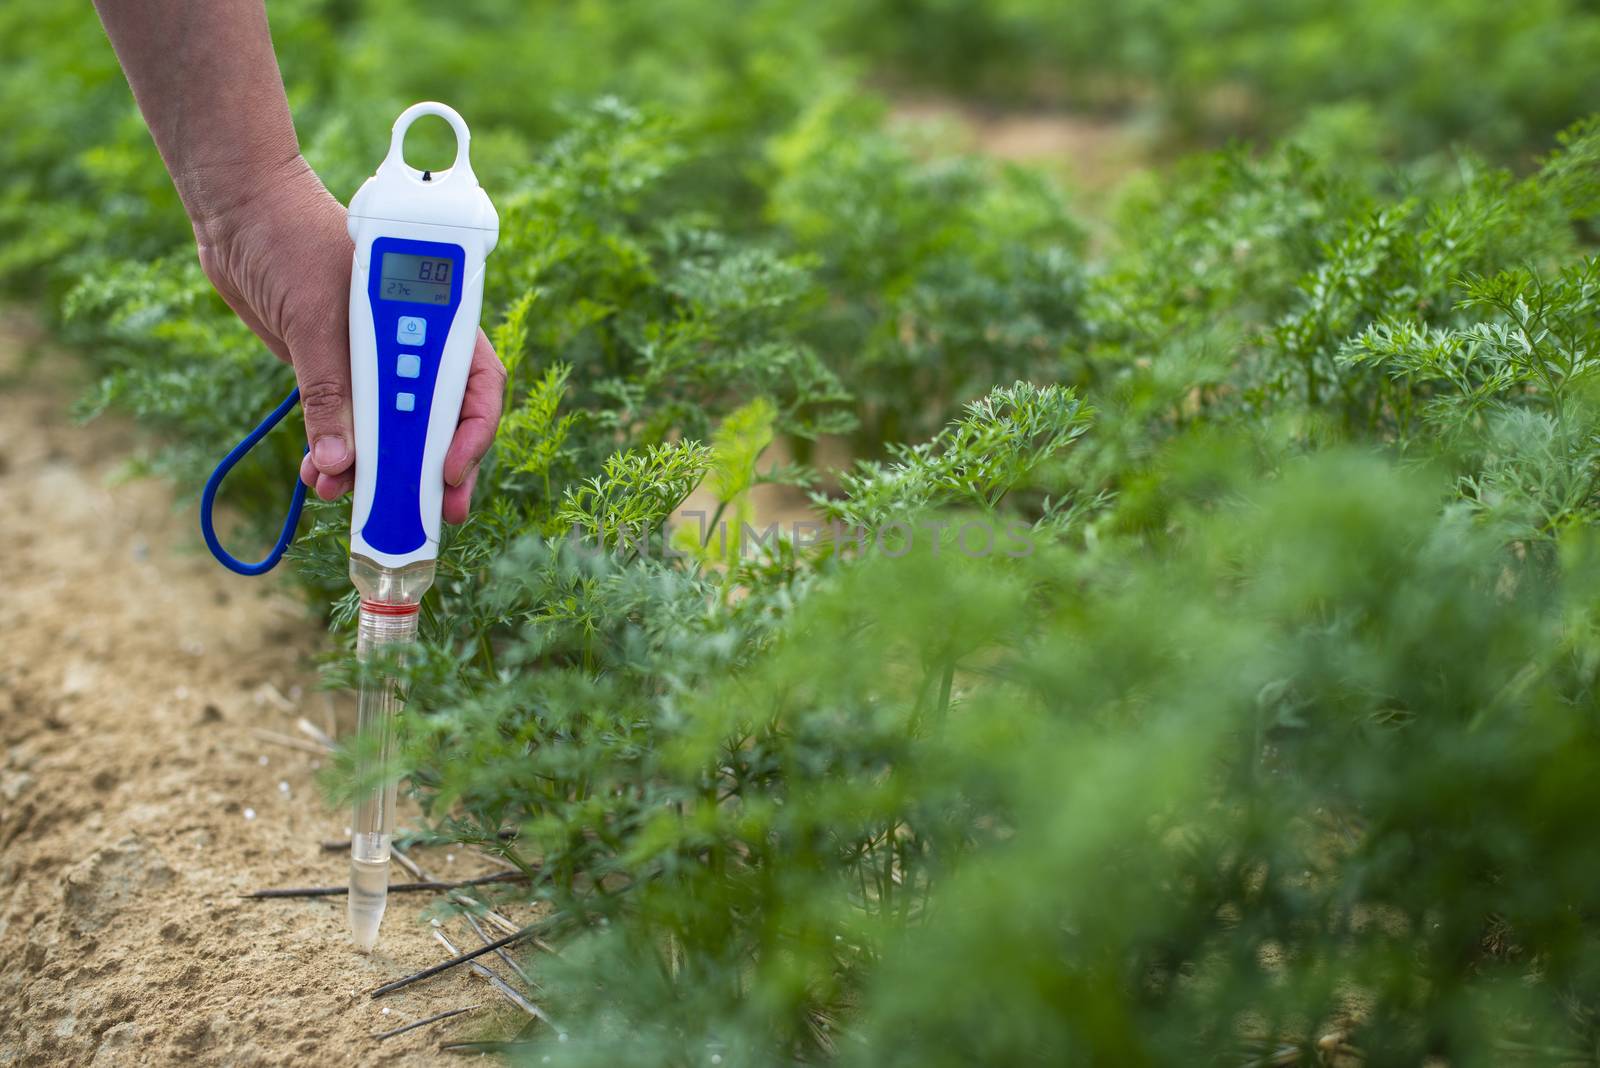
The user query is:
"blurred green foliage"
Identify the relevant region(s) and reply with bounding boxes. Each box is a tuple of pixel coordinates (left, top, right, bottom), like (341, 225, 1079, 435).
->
(6, 1, 1600, 1064)
(833, 0, 1600, 156)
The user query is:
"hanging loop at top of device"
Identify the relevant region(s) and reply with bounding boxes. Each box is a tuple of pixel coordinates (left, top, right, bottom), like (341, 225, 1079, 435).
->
(383, 101, 474, 187)
(351, 102, 498, 239)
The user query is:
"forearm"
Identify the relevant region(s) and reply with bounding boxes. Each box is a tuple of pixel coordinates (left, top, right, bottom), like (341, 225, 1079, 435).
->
(92, 0, 308, 239)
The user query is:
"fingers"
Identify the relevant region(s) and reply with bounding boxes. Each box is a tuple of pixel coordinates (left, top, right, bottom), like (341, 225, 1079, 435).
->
(315, 470, 356, 501)
(291, 316, 356, 483)
(442, 463, 479, 526)
(442, 329, 506, 522)
(299, 451, 352, 500)
(293, 328, 503, 519)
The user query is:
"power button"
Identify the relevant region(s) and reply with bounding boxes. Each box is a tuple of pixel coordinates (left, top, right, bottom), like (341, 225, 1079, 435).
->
(396, 316, 426, 346)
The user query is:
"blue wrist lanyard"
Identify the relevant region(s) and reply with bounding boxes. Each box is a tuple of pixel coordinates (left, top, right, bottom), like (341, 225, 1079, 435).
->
(198, 387, 308, 576)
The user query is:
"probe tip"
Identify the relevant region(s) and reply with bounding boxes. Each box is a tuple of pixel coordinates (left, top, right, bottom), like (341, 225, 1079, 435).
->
(349, 904, 384, 952)
(348, 856, 389, 952)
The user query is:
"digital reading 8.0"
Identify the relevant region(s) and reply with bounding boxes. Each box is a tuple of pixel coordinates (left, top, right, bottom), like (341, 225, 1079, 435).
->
(379, 253, 453, 305)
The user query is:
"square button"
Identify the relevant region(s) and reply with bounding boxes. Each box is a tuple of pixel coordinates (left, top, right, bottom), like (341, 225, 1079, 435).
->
(396, 316, 426, 346)
(396, 354, 421, 379)
(395, 392, 416, 412)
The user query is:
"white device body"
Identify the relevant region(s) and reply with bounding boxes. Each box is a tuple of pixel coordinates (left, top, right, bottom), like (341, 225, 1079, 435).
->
(346, 102, 498, 570)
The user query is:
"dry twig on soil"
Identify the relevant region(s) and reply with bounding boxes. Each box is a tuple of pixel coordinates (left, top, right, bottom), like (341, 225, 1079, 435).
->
(462, 907, 536, 989)
(391, 846, 426, 880)
(393, 846, 522, 936)
(440, 1040, 533, 1055)
(367, 913, 565, 998)
(241, 871, 528, 898)
(321, 828, 520, 852)
(295, 716, 336, 750)
(432, 927, 550, 1023)
(248, 728, 327, 756)
(373, 1005, 480, 1041)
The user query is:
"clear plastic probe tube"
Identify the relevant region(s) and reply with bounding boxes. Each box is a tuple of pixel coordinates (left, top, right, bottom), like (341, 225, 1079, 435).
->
(347, 556, 434, 951)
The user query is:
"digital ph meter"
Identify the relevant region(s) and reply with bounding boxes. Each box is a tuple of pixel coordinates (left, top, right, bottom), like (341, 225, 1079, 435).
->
(199, 101, 498, 949)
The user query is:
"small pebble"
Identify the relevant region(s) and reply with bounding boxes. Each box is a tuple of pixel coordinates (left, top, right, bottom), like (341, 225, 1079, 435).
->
(258, 755, 269, 766)
(445, 853, 455, 864)
(381, 1007, 391, 1015)
(243, 808, 256, 821)
(278, 780, 290, 793)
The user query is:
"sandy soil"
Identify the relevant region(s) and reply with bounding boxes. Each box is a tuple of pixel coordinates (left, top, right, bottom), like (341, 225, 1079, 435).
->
(0, 314, 526, 1065)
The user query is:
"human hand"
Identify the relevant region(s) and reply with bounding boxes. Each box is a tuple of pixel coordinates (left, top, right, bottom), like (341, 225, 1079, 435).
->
(195, 156, 504, 524)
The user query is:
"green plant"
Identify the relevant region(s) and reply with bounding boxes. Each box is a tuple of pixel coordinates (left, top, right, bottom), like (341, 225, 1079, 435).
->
(9, 2, 1600, 1064)
(826, 0, 1600, 157)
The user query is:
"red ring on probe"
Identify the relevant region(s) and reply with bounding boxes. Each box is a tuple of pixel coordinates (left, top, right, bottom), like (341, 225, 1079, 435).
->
(359, 600, 421, 616)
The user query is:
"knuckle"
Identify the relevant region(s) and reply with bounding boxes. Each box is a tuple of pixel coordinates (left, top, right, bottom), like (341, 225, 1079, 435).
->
(297, 378, 347, 419)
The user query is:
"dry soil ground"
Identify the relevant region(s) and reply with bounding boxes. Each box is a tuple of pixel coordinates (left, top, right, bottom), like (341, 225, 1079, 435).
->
(0, 315, 529, 1065)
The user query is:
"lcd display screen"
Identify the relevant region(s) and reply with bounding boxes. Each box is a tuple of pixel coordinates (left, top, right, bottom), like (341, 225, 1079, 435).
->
(379, 253, 453, 305)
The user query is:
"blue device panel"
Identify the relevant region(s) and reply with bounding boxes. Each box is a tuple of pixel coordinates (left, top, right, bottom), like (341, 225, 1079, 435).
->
(361, 236, 465, 555)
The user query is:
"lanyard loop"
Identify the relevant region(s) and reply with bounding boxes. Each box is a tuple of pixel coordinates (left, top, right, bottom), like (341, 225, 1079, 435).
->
(199, 387, 309, 576)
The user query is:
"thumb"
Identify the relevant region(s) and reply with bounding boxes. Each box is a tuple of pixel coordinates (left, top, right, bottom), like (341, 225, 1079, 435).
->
(292, 328, 355, 479)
